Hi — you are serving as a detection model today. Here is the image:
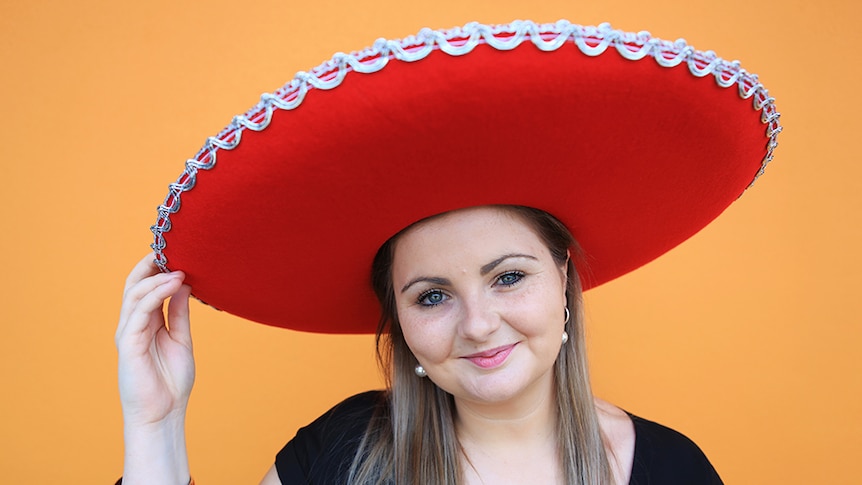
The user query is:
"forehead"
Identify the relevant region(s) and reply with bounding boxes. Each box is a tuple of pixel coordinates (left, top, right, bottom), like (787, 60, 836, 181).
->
(391, 207, 549, 273)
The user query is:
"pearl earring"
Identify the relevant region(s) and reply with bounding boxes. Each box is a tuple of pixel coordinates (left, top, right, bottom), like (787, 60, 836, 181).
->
(561, 331, 569, 345)
(414, 365, 427, 377)
(564, 307, 571, 324)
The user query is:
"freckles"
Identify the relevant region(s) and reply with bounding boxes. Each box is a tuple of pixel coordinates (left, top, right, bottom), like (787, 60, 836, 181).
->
(504, 284, 561, 336)
(403, 318, 454, 363)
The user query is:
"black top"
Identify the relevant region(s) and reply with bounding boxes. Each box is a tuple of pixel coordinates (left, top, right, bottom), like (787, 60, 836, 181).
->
(276, 391, 723, 484)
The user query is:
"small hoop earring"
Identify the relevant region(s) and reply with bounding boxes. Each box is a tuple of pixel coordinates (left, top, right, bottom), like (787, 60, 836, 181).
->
(564, 307, 570, 324)
(561, 331, 569, 345)
(414, 365, 427, 377)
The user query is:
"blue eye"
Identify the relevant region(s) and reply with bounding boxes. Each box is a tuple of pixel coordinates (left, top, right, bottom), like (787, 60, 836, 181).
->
(497, 271, 524, 286)
(418, 289, 447, 307)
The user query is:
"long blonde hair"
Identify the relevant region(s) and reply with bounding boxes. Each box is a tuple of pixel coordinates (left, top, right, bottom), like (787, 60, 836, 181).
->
(349, 206, 611, 484)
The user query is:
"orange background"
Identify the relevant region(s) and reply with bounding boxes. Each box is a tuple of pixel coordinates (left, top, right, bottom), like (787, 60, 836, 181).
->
(1, 0, 859, 483)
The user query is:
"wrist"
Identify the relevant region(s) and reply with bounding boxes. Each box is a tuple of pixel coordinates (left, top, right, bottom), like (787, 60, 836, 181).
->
(116, 478, 194, 485)
(122, 410, 190, 485)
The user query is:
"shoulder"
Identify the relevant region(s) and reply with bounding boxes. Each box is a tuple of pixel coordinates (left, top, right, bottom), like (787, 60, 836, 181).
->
(313, 390, 387, 426)
(275, 391, 388, 485)
(628, 413, 723, 485)
(291, 390, 386, 448)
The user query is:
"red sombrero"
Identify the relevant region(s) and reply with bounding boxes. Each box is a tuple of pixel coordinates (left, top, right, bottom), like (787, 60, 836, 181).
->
(150, 20, 781, 333)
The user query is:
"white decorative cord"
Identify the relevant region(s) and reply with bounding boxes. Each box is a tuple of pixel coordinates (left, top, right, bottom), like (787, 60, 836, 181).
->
(150, 20, 782, 271)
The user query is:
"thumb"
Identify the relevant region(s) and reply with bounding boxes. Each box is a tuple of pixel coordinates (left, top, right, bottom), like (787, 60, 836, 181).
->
(167, 283, 193, 349)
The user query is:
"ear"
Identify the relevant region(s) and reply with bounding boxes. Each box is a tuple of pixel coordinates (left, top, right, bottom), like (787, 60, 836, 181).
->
(559, 250, 571, 307)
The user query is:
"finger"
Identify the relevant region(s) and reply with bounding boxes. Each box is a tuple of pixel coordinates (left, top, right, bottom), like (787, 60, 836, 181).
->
(123, 253, 161, 296)
(116, 272, 186, 344)
(167, 283, 193, 349)
(119, 271, 184, 330)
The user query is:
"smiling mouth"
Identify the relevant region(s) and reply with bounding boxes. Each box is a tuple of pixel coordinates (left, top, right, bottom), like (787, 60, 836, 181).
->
(462, 343, 517, 369)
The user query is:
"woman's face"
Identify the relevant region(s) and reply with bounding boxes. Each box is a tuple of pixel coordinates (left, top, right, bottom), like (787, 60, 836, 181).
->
(391, 206, 568, 407)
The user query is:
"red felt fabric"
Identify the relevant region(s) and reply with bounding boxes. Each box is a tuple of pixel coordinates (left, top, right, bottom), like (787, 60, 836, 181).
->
(163, 42, 767, 333)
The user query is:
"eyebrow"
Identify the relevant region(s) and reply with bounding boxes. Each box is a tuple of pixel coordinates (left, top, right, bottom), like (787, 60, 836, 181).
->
(400, 276, 451, 294)
(480, 253, 538, 275)
(399, 253, 538, 294)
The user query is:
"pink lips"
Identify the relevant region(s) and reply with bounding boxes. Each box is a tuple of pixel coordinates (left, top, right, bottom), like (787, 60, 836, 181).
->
(462, 343, 517, 369)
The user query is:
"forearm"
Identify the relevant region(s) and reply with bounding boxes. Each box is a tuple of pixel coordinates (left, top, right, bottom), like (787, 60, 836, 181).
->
(122, 411, 191, 485)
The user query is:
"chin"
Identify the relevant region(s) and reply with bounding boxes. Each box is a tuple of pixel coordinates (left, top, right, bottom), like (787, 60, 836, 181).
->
(455, 370, 551, 406)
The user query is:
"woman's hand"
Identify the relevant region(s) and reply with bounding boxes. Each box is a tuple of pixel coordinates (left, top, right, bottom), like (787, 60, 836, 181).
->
(117, 254, 195, 425)
(116, 254, 194, 484)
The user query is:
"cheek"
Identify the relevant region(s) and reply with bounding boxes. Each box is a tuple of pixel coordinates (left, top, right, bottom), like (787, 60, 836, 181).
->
(398, 311, 455, 364)
(506, 284, 562, 334)
(500, 294, 563, 363)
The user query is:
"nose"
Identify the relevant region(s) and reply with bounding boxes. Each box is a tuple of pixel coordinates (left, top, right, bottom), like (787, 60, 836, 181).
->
(457, 295, 501, 342)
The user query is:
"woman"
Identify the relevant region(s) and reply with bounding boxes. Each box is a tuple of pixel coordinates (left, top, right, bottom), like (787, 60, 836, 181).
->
(117, 20, 779, 484)
(119, 206, 717, 484)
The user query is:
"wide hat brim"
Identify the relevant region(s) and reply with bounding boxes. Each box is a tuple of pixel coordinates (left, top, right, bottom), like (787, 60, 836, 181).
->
(151, 21, 780, 334)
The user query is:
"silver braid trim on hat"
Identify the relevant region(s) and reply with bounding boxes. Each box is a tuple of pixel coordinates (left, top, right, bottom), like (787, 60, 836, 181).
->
(150, 20, 782, 272)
